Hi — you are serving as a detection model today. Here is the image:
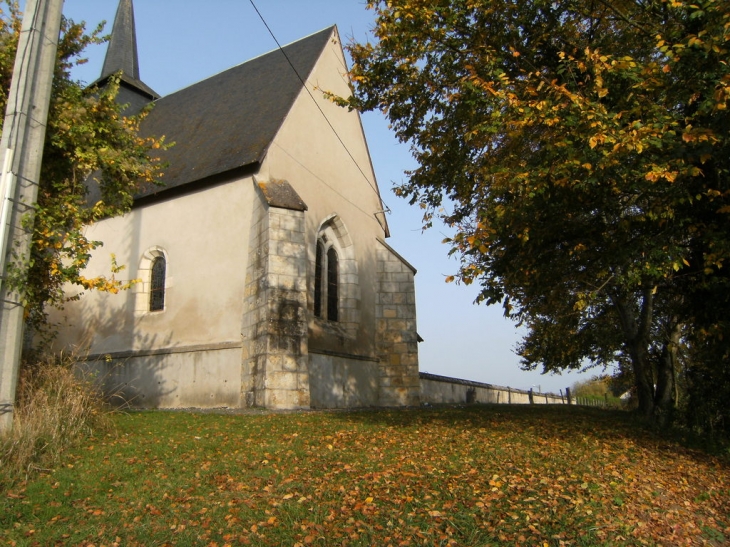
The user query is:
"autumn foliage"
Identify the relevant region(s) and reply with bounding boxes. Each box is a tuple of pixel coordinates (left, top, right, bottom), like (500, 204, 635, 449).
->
(346, 0, 730, 426)
(1, 407, 728, 546)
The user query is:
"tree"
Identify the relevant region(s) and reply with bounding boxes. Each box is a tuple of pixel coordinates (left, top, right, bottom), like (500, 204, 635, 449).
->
(0, 1, 164, 333)
(346, 0, 729, 420)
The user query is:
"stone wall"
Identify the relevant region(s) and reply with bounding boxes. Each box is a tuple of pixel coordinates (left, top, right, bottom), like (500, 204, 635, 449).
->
(420, 373, 568, 405)
(375, 239, 420, 406)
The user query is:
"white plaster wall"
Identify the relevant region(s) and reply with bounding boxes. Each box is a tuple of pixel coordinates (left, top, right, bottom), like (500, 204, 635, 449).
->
(51, 177, 255, 356)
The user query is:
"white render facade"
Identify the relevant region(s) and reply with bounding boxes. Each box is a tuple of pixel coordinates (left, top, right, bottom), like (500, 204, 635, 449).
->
(52, 6, 420, 410)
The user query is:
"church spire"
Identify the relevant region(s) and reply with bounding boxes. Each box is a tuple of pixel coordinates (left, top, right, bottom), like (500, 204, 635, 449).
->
(101, 0, 140, 80)
(94, 0, 159, 113)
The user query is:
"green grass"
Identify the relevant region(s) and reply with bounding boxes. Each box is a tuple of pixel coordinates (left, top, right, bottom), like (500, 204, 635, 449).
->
(2, 405, 729, 546)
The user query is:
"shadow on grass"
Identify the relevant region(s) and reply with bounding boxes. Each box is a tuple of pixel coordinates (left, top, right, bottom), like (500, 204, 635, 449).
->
(322, 403, 715, 453)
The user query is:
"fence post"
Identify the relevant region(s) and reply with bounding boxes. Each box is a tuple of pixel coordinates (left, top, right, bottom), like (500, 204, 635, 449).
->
(566, 387, 572, 405)
(528, 388, 534, 404)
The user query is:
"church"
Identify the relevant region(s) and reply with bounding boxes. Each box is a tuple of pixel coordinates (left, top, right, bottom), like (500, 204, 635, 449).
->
(53, 0, 421, 410)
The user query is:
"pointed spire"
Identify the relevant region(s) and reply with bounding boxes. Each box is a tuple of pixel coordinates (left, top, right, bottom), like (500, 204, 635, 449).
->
(92, 0, 159, 112)
(101, 0, 140, 80)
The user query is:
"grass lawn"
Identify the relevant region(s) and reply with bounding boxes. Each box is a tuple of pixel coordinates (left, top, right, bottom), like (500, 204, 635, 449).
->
(1, 405, 728, 546)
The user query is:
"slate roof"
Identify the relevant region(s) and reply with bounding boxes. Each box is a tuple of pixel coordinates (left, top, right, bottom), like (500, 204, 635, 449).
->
(135, 27, 335, 200)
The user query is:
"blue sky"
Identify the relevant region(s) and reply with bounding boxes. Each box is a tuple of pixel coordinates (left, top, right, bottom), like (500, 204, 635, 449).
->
(30, 0, 597, 393)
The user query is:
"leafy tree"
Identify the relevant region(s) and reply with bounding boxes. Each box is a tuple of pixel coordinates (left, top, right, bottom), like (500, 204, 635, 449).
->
(0, 1, 164, 333)
(346, 0, 729, 420)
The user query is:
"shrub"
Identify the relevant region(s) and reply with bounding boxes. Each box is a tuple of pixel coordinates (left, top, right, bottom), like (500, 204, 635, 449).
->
(0, 351, 113, 486)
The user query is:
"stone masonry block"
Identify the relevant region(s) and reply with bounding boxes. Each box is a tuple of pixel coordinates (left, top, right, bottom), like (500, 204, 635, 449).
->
(378, 375, 406, 388)
(276, 275, 307, 292)
(266, 388, 310, 410)
(393, 343, 408, 354)
(383, 308, 397, 319)
(276, 213, 304, 233)
(388, 320, 407, 332)
(390, 272, 411, 283)
(265, 370, 301, 391)
(275, 240, 305, 257)
(397, 307, 416, 320)
(380, 281, 398, 294)
(269, 255, 302, 276)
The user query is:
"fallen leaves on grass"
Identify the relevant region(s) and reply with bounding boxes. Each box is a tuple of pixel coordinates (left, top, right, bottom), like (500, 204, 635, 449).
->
(1, 406, 728, 546)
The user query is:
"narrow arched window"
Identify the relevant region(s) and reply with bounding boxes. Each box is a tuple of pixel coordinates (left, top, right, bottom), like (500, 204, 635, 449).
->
(314, 241, 324, 318)
(314, 238, 338, 321)
(150, 256, 166, 311)
(327, 247, 339, 321)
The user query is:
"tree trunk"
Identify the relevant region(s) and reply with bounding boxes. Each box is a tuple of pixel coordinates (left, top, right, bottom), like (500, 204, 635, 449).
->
(655, 321, 681, 424)
(612, 288, 655, 418)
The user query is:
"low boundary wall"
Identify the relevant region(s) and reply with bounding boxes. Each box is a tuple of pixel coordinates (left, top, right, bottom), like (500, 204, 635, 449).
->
(420, 372, 567, 405)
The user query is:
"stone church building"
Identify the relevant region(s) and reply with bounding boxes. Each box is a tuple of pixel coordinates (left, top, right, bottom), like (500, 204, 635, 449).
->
(54, 0, 421, 410)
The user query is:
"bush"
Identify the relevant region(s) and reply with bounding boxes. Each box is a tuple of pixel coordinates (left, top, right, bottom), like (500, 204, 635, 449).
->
(0, 352, 113, 486)
(572, 376, 611, 398)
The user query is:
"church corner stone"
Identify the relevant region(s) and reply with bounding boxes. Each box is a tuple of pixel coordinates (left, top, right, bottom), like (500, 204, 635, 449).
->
(242, 190, 311, 409)
(375, 240, 421, 407)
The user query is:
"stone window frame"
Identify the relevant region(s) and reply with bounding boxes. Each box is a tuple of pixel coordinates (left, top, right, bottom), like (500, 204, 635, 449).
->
(135, 246, 171, 315)
(313, 215, 360, 335)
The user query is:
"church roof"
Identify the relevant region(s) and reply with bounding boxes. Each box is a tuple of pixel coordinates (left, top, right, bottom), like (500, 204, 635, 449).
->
(136, 27, 335, 200)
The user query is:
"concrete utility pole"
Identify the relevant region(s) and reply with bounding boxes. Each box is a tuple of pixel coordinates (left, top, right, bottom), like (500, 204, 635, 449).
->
(0, 0, 65, 434)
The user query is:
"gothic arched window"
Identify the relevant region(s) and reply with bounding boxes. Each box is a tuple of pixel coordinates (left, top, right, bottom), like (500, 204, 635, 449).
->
(314, 238, 338, 321)
(327, 247, 339, 321)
